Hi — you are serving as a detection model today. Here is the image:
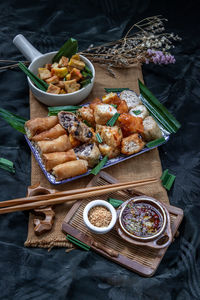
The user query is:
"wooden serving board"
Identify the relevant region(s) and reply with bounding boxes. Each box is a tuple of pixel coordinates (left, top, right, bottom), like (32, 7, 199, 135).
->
(62, 171, 183, 277)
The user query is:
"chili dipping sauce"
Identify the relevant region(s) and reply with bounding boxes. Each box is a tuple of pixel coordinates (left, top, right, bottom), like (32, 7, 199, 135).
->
(121, 202, 163, 237)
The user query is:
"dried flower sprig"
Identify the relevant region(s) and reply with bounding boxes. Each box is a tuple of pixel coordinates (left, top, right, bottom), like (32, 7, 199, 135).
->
(80, 15, 181, 71)
(0, 60, 29, 71)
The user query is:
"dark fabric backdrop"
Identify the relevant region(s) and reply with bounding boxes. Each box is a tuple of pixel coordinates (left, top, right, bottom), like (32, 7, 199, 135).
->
(0, 1, 199, 299)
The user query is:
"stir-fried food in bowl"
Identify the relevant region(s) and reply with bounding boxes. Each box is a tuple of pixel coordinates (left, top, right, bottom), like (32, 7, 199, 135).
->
(38, 54, 93, 95)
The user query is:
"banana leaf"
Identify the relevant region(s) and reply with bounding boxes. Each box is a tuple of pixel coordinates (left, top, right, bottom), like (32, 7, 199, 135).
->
(0, 108, 26, 134)
(52, 38, 78, 63)
(139, 80, 181, 134)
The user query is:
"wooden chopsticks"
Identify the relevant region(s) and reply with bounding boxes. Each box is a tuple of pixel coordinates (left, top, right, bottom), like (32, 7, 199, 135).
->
(0, 177, 158, 214)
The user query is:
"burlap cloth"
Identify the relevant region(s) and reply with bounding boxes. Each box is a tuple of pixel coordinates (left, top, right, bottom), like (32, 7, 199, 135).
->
(24, 63, 169, 249)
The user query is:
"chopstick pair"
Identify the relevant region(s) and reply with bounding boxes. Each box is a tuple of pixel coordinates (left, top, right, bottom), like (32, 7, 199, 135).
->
(0, 177, 158, 214)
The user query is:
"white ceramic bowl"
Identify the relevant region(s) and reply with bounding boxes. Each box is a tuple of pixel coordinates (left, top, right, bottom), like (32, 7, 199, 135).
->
(13, 34, 95, 106)
(83, 200, 117, 234)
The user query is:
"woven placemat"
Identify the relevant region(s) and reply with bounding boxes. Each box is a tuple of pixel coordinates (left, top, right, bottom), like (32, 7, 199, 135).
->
(24, 63, 169, 248)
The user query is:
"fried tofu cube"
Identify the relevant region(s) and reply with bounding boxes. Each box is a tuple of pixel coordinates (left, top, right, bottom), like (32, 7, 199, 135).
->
(71, 54, 81, 60)
(51, 67, 68, 78)
(120, 90, 142, 110)
(117, 100, 129, 114)
(68, 58, 85, 70)
(96, 125, 122, 148)
(70, 68, 83, 81)
(45, 63, 52, 70)
(46, 83, 61, 94)
(102, 92, 121, 106)
(89, 98, 102, 111)
(66, 73, 71, 80)
(45, 75, 59, 85)
(94, 104, 118, 125)
(38, 68, 51, 80)
(77, 106, 95, 126)
(51, 62, 59, 68)
(58, 56, 69, 67)
(99, 144, 120, 159)
(121, 133, 145, 155)
(143, 116, 163, 141)
(118, 113, 144, 137)
(56, 81, 65, 89)
(129, 104, 149, 120)
(64, 79, 80, 93)
(59, 89, 67, 94)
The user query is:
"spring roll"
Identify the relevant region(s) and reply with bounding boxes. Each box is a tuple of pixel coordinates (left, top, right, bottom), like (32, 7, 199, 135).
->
(25, 116, 58, 139)
(42, 149, 77, 171)
(32, 124, 66, 142)
(36, 135, 71, 154)
(52, 159, 88, 180)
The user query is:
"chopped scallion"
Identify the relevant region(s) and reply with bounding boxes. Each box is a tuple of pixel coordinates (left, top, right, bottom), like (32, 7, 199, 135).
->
(160, 169, 176, 191)
(0, 158, 15, 173)
(107, 197, 123, 208)
(104, 88, 129, 93)
(83, 120, 92, 127)
(84, 65, 93, 76)
(0, 108, 26, 134)
(96, 133, 103, 143)
(106, 113, 120, 126)
(111, 104, 117, 108)
(146, 137, 166, 148)
(66, 234, 90, 251)
(90, 156, 108, 175)
(48, 105, 82, 116)
(80, 78, 91, 87)
(132, 110, 142, 115)
(18, 62, 48, 91)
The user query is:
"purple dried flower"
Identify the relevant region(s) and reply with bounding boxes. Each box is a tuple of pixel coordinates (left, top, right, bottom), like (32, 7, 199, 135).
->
(146, 49, 176, 65)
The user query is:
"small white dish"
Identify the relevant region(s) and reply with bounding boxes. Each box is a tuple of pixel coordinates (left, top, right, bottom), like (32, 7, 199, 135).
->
(13, 34, 95, 106)
(83, 200, 117, 234)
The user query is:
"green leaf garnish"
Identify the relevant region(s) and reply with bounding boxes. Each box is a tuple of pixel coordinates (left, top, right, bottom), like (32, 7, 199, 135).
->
(139, 80, 181, 134)
(80, 78, 91, 88)
(0, 108, 26, 134)
(52, 38, 78, 63)
(107, 198, 123, 208)
(106, 113, 120, 126)
(132, 110, 142, 115)
(18, 62, 48, 91)
(160, 169, 176, 191)
(66, 235, 90, 251)
(90, 156, 108, 175)
(0, 157, 15, 173)
(96, 133, 103, 143)
(146, 137, 166, 148)
(104, 88, 129, 93)
(48, 105, 82, 116)
(84, 65, 93, 76)
(83, 120, 92, 127)
(111, 104, 117, 108)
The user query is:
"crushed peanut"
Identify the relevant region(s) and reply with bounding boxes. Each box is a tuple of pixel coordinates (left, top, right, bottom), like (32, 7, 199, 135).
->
(88, 205, 112, 227)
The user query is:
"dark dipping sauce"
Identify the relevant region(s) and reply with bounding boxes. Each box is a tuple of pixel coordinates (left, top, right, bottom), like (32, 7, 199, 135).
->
(121, 202, 163, 238)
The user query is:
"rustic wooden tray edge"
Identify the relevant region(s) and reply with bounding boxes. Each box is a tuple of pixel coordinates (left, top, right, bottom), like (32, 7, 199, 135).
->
(62, 171, 183, 277)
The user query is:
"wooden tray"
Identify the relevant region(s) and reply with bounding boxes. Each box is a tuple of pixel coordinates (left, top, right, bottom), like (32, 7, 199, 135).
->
(62, 171, 183, 277)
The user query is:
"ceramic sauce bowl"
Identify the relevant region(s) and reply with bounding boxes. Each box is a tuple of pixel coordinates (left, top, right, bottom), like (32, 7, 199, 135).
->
(117, 196, 172, 249)
(83, 200, 117, 234)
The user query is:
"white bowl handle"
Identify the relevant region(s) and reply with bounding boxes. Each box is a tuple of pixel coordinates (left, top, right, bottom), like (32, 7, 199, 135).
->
(13, 34, 42, 62)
